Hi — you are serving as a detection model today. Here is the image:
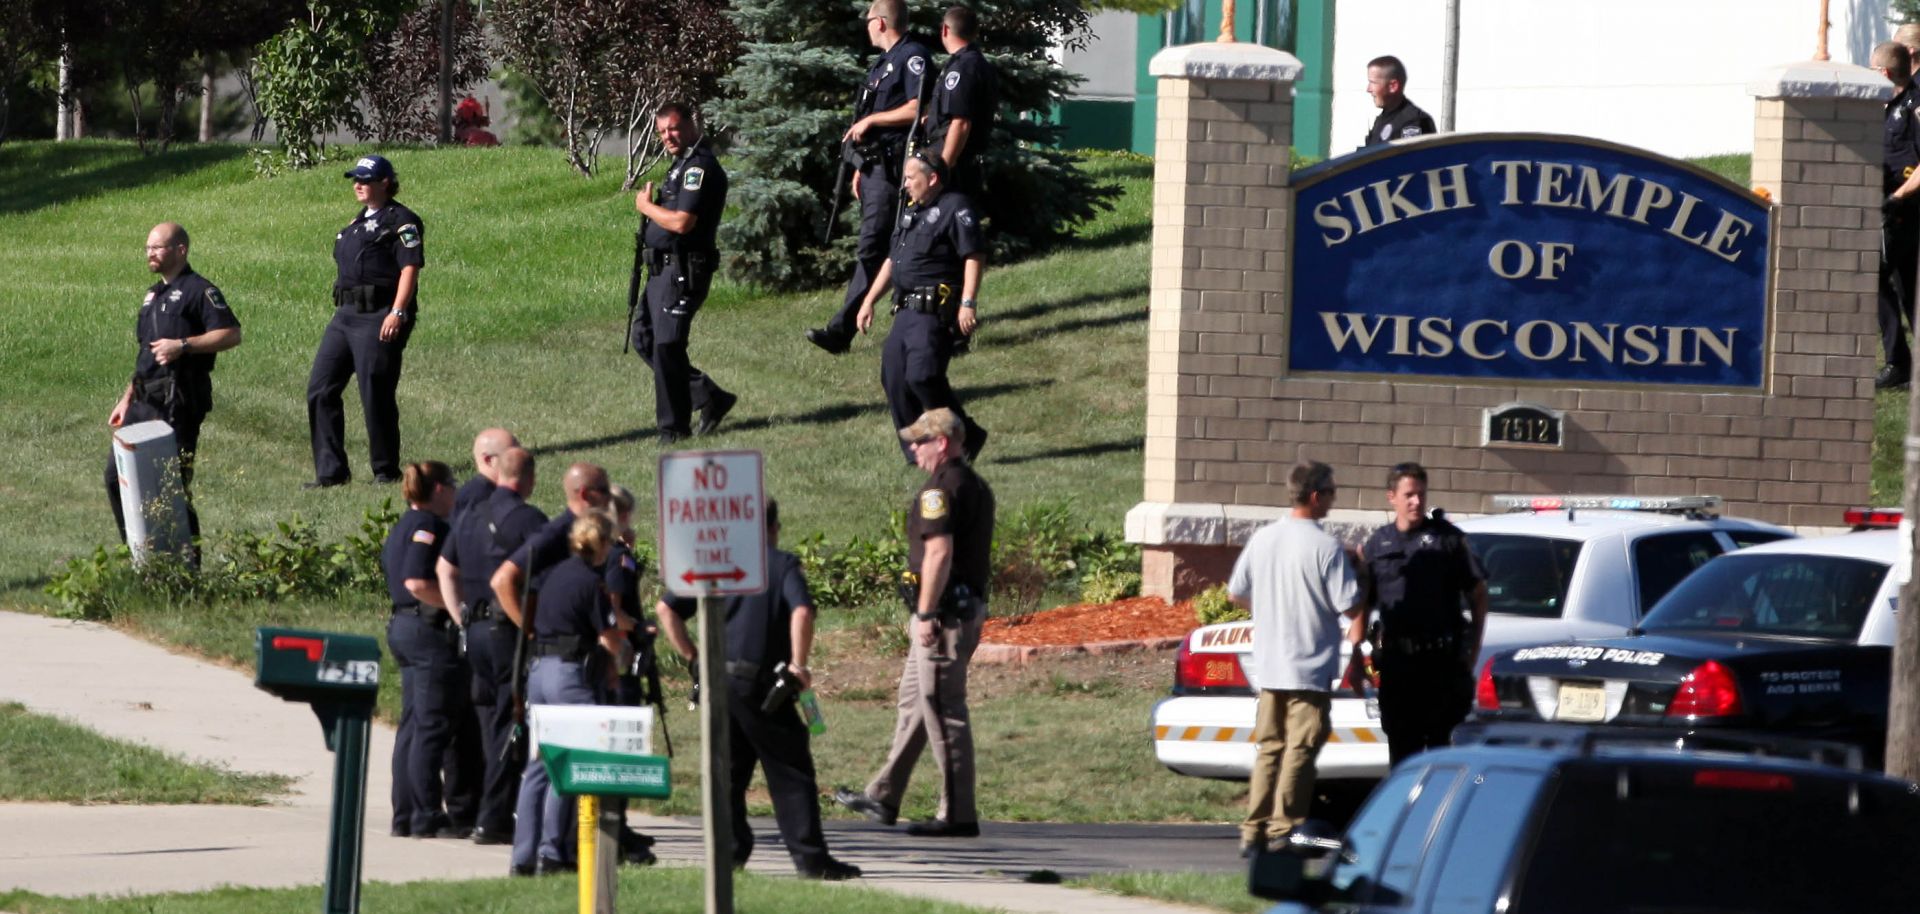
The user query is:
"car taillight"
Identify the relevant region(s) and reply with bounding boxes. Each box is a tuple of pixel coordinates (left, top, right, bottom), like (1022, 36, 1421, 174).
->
(1666, 660, 1744, 719)
(1175, 641, 1249, 690)
(1475, 658, 1500, 710)
(1693, 769, 1795, 791)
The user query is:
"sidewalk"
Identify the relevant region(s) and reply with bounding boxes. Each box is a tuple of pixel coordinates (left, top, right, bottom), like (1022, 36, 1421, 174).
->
(0, 611, 1218, 913)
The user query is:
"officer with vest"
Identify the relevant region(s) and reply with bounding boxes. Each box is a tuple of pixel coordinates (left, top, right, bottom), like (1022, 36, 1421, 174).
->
(435, 446, 543, 845)
(658, 500, 862, 880)
(1357, 462, 1487, 766)
(632, 104, 736, 444)
(107, 222, 243, 547)
(1875, 41, 1920, 389)
(925, 5, 997, 198)
(856, 153, 988, 462)
(807, 0, 933, 356)
(1360, 55, 1436, 149)
(836, 409, 994, 838)
(381, 461, 468, 839)
(307, 154, 424, 487)
(454, 428, 519, 513)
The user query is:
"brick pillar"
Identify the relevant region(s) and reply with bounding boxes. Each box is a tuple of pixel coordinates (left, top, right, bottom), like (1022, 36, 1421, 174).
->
(1747, 62, 1887, 525)
(1128, 44, 1301, 600)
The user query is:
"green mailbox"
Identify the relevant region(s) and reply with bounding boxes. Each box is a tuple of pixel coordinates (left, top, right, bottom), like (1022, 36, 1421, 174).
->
(255, 627, 381, 914)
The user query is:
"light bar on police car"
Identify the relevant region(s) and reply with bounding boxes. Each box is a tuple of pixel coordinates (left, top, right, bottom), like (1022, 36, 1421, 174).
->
(1843, 507, 1902, 529)
(1492, 494, 1721, 514)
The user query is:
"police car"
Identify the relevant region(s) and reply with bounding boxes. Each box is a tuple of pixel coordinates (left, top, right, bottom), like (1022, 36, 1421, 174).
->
(1474, 519, 1898, 763)
(1151, 496, 1792, 781)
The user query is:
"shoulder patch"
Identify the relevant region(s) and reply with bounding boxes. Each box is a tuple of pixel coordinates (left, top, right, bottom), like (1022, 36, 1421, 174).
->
(621, 553, 637, 572)
(908, 56, 926, 75)
(944, 71, 961, 91)
(412, 529, 437, 545)
(207, 287, 229, 310)
(919, 489, 949, 520)
(684, 167, 704, 190)
(957, 209, 975, 228)
(398, 224, 421, 249)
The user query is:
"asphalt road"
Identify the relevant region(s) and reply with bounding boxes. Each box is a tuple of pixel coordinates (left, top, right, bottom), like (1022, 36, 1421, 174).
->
(740, 819, 1246, 879)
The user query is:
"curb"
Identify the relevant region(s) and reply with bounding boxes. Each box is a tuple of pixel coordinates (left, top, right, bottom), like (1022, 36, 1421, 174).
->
(973, 635, 1186, 665)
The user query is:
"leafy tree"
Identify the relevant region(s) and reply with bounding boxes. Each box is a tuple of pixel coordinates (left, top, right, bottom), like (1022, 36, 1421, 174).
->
(491, 0, 740, 186)
(713, 0, 1116, 288)
(0, 0, 61, 144)
(253, 0, 413, 167)
(357, 0, 490, 143)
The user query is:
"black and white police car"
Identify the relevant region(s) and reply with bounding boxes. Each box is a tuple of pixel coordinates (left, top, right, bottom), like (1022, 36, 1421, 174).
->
(1474, 515, 1899, 764)
(1152, 496, 1791, 780)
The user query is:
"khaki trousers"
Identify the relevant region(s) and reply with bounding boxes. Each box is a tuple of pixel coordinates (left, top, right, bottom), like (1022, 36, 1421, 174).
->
(865, 609, 983, 824)
(1242, 689, 1332, 846)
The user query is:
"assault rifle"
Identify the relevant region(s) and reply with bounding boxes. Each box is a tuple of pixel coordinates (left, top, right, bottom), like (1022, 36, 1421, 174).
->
(623, 214, 650, 354)
(823, 84, 877, 245)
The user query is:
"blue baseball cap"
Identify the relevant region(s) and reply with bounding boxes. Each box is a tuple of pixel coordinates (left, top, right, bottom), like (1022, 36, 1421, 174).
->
(344, 154, 396, 181)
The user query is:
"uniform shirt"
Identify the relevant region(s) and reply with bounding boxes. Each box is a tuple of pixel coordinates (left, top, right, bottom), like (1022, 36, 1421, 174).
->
(665, 548, 811, 672)
(888, 189, 984, 292)
(509, 508, 578, 591)
(604, 540, 644, 619)
(382, 507, 448, 610)
(1227, 517, 1358, 692)
(442, 486, 546, 600)
(863, 36, 933, 151)
(1362, 515, 1485, 642)
(134, 266, 240, 386)
(532, 555, 612, 642)
(1886, 84, 1920, 195)
(333, 201, 425, 302)
(928, 43, 996, 166)
(452, 476, 496, 515)
(644, 139, 728, 255)
(1362, 98, 1436, 149)
(907, 459, 995, 599)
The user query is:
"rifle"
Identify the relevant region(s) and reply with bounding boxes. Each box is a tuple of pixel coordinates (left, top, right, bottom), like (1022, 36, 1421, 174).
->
(623, 214, 650, 354)
(630, 629, 674, 758)
(823, 84, 876, 245)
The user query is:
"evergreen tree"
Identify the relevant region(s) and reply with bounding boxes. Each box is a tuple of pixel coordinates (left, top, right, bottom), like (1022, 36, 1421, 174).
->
(714, 0, 1115, 288)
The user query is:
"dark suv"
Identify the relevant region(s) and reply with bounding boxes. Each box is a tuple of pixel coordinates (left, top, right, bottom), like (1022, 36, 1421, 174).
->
(1251, 724, 1920, 913)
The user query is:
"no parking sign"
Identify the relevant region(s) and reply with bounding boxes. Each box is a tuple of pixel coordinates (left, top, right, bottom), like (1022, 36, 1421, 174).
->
(657, 450, 766, 597)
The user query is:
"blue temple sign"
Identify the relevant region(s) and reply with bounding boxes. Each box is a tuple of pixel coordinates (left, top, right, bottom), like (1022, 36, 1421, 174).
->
(1288, 134, 1773, 389)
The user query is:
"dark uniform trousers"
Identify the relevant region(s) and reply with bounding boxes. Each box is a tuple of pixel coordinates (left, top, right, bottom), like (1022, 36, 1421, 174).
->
(725, 675, 831, 870)
(467, 614, 524, 834)
(882, 308, 984, 462)
(824, 164, 903, 345)
(387, 611, 478, 833)
(307, 304, 410, 483)
(104, 389, 206, 544)
(630, 261, 725, 434)
(1374, 647, 1473, 766)
(1881, 206, 1919, 372)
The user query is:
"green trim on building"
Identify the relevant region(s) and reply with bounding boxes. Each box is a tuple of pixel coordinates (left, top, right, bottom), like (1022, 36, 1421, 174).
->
(1059, 99, 1135, 151)
(1293, 0, 1335, 160)
(1123, 0, 1334, 157)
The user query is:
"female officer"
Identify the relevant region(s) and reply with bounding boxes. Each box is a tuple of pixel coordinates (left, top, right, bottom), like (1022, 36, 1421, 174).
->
(306, 153, 425, 488)
(510, 511, 624, 877)
(381, 460, 464, 839)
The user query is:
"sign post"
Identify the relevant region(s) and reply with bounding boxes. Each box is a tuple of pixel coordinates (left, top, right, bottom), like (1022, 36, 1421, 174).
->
(530, 704, 669, 914)
(658, 450, 767, 914)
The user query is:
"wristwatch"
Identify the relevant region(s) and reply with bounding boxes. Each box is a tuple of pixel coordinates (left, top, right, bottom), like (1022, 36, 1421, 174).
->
(178, 339, 192, 354)
(913, 611, 938, 621)
(390, 308, 409, 321)
(960, 298, 977, 310)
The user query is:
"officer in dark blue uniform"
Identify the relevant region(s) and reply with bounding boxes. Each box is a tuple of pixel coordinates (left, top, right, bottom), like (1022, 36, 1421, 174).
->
(658, 500, 861, 880)
(1875, 41, 1920, 389)
(381, 461, 468, 838)
(510, 512, 625, 877)
(632, 105, 735, 445)
(855, 153, 988, 463)
(454, 428, 518, 513)
(1358, 462, 1487, 766)
(596, 484, 658, 866)
(436, 446, 544, 845)
(807, 0, 933, 356)
(925, 5, 997, 197)
(1360, 56, 1436, 150)
(307, 154, 424, 487)
(106, 223, 243, 544)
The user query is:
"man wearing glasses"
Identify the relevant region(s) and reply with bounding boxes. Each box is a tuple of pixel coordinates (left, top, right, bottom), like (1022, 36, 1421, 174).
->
(835, 408, 994, 838)
(106, 223, 244, 547)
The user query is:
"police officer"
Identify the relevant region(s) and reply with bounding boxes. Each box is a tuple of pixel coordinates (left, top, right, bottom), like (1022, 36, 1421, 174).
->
(925, 5, 997, 197)
(434, 446, 543, 846)
(106, 223, 243, 545)
(307, 154, 424, 487)
(599, 483, 657, 866)
(835, 409, 994, 838)
(1357, 462, 1487, 766)
(455, 428, 519, 513)
(658, 500, 861, 879)
(806, 0, 933, 356)
(381, 461, 470, 839)
(632, 104, 736, 445)
(509, 511, 626, 877)
(1360, 55, 1435, 149)
(856, 153, 988, 462)
(493, 463, 616, 627)
(1875, 41, 1920, 390)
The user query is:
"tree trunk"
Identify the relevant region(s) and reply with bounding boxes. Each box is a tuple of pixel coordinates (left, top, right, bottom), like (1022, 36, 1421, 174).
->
(200, 60, 215, 143)
(57, 40, 72, 141)
(74, 97, 87, 139)
(1891, 365, 1920, 779)
(437, 0, 453, 143)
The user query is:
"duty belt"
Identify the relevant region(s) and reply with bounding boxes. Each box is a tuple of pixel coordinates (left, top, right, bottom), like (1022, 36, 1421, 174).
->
(332, 284, 393, 313)
(647, 249, 714, 274)
(898, 284, 953, 316)
(393, 605, 452, 626)
(1382, 634, 1463, 656)
(725, 659, 765, 680)
(532, 636, 591, 661)
(462, 599, 497, 623)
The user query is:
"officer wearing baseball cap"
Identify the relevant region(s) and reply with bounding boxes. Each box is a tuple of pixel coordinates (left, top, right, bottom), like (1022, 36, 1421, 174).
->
(305, 154, 425, 487)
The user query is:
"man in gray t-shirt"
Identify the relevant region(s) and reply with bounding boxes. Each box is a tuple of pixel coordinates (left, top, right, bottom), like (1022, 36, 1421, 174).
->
(1226, 460, 1362, 855)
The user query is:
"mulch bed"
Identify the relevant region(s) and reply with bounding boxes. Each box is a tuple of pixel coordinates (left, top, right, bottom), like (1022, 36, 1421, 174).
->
(980, 595, 1199, 646)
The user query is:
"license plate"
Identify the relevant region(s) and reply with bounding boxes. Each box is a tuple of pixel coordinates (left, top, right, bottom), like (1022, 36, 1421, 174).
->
(1557, 683, 1606, 722)
(1365, 698, 1380, 719)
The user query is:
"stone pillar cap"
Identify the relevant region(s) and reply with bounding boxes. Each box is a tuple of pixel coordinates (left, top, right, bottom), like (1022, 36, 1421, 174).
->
(1149, 41, 1303, 83)
(1747, 59, 1892, 101)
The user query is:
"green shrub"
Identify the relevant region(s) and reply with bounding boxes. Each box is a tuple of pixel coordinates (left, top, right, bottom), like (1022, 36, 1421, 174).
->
(1191, 584, 1245, 626)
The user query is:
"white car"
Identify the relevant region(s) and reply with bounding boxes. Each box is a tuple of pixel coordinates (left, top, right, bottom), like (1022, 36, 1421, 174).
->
(1151, 496, 1793, 781)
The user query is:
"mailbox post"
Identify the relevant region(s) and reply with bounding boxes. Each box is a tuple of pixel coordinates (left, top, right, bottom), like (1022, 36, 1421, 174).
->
(254, 627, 382, 914)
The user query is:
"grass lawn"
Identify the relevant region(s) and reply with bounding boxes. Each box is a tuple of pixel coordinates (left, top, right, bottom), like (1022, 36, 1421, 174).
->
(0, 866, 1000, 914)
(0, 702, 289, 804)
(1069, 870, 1262, 914)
